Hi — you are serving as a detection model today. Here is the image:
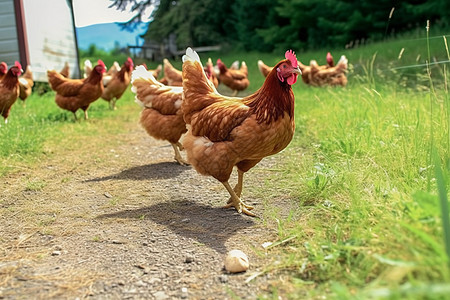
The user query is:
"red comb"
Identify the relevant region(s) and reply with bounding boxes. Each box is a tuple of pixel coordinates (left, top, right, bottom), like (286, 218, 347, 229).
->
(97, 59, 105, 68)
(127, 57, 134, 67)
(285, 50, 298, 68)
(15, 61, 22, 69)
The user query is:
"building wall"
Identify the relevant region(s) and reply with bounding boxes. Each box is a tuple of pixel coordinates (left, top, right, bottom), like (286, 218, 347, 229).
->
(0, 0, 20, 65)
(22, 0, 80, 81)
(0, 0, 80, 81)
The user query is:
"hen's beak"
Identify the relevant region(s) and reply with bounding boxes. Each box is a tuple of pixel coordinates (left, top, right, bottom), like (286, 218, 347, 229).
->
(293, 66, 302, 75)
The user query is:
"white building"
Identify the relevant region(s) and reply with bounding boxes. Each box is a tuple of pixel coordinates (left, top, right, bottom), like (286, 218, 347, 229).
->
(0, 0, 80, 81)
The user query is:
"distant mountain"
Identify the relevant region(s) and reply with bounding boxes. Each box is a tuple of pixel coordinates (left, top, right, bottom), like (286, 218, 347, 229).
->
(76, 22, 148, 51)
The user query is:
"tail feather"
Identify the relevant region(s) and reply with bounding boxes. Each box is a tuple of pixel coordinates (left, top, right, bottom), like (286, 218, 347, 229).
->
(257, 60, 272, 78)
(230, 60, 239, 70)
(84, 59, 92, 68)
(257, 60, 265, 71)
(337, 55, 348, 70)
(182, 47, 201, 64)
(131, 65, 182, 108)
(240, 61, 248, 76)
(84, 59, 92, 78)
(47, 70, 66, 90)
(131, 65, 161, 86)
(182, 48, 215, 93)
(181, 48, 219, 123)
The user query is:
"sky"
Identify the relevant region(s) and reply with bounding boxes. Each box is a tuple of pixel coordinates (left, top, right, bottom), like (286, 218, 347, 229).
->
(72, 0, 153, 27)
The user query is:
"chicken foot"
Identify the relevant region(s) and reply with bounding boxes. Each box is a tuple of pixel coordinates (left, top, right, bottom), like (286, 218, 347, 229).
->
(171, 142, 189, 165)
(222, 181, 256, 217)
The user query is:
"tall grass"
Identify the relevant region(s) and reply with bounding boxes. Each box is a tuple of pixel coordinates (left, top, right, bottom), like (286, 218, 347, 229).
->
(248, 26, 450, 299)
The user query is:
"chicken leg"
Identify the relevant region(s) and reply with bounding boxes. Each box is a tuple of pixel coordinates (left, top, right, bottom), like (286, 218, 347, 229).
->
(171, 142, 189, 165)
(227, 169, 244, 202)
(110, 98, 117, 110)
(222, 181, 256, 217)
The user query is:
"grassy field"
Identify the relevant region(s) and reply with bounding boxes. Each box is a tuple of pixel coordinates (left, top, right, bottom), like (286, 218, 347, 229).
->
(1, 26, 450, 299)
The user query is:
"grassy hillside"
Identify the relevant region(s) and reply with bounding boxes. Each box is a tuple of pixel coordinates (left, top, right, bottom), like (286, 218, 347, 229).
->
(1, 26, 450, 299)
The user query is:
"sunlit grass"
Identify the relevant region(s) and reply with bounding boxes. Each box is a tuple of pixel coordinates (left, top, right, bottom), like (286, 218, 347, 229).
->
(0, 89, 139, 175)
(249, 27, 450, 299)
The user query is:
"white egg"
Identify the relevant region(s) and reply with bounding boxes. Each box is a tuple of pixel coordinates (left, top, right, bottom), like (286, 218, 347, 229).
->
(224, 249, 249, 273)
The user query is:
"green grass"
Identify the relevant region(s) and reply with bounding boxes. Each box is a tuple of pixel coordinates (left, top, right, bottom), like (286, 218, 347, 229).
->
(1, 25, 450, 299)
(248, 29, 450, 299)
(0, 90, 137, 176)
(255, 84, 450, 299)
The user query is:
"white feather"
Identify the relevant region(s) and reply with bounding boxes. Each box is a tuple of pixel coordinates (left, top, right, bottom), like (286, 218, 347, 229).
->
(337, 55, 348, 68)
(134, 96, 144, 107)
(174, 99, 182, 109)
(19, 78, 29, 86)
(102, 75, 112, 86)
(110, 61, 120, 72)
(131, 65, 161, 86)
(84, 59, 92, 68)
(182, 47, 201, 64)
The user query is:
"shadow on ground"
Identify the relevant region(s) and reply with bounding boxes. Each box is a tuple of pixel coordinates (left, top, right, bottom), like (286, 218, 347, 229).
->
(84, 162, 190, 182)
(97, 199, 255, 253)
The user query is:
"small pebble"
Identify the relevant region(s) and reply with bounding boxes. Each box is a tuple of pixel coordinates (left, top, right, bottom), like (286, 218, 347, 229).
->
(185, 255, 195, 263)
(149, 278, 162, 285)
(181, 288, 188, 298)
(153, 291, 169, 300)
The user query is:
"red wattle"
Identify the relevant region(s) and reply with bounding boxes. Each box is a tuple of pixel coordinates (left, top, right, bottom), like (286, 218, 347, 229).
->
(287, 74, 297, 85)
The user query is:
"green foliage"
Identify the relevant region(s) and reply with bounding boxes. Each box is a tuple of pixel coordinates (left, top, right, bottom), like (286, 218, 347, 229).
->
(124, 0, 450, 52)
(78, 46, 131, 75)
(143, 0, 232, 47)
(79, 44, 109, 58)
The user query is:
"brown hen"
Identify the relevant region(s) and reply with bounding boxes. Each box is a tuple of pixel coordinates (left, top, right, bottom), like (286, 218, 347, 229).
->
(216, 58, 249, 96)
(0, 61, 22, 125)
(131, 65, 188, 165)
(48, 60, 106, 120)
(182, 48, 301, 216)
(101, 57, 134, 110)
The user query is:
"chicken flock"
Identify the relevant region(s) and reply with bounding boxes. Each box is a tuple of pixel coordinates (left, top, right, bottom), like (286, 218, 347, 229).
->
(0, 50, 348, 216)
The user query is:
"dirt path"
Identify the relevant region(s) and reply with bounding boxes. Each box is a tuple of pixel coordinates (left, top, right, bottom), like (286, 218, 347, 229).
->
(0, 120, 288, 299)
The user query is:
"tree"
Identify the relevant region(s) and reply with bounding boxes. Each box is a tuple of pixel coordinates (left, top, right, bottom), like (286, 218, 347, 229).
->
(110, 0, 156, 31)
(142, 0, 235, 48)
(110, 0, 450, 53)
(230, 0, 277, 51)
